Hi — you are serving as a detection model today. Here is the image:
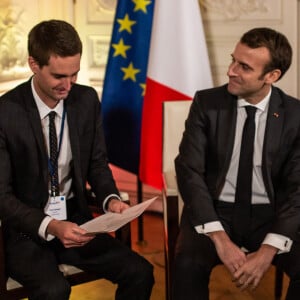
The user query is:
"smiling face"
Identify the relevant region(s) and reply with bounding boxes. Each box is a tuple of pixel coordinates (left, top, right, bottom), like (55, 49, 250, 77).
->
(227, 42, 281, 104)
(29, 53, 81, 108)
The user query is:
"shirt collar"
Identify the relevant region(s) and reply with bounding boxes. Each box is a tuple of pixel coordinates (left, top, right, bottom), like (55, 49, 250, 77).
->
(237, 87, 272, 113)
(31, 78, 64, 120)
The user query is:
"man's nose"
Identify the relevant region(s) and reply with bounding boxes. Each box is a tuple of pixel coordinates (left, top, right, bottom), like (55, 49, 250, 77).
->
(62, 77, 74, 90)
(227, 62, 239, 77)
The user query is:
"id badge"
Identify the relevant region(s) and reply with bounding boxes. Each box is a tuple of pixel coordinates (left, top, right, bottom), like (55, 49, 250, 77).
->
(44, 195, 67, 220)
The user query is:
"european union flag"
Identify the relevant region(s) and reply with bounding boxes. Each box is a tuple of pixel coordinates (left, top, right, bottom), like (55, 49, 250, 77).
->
(101, 0, 155, 175)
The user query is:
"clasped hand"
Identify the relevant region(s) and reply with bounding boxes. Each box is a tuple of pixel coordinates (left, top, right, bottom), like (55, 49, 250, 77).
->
(209, 231, 277, 291)
(231, 244, 277, 291)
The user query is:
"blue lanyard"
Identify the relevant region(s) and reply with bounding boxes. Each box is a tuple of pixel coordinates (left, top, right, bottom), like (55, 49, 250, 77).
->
(48, 108, 66, 177)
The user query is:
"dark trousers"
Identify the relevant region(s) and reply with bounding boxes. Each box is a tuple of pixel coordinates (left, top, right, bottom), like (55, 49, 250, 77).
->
(172, 203, 300, 300)
(5, 233, 154, 300)
(5, 202, 154, 300)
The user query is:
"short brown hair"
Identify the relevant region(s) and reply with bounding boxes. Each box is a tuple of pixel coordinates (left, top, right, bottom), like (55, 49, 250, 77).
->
(240, 27, 292, 80)
(28, 19, 82, 67)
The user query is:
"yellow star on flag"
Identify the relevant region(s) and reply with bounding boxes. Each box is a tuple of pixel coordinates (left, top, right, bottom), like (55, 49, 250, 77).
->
(140, 83, 146, 96)
(117, 14, 136, 34)
(121, 62, 141, 82)
(132, 0, 152, 13)
(112, 38, 131, 58)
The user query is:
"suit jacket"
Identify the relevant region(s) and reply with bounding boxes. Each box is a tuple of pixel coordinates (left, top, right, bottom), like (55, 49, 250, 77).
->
(175, 84, 300, 241)
(0, 79, 119, 239)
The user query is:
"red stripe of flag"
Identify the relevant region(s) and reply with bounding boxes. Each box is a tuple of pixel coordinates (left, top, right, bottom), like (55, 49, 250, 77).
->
(139, 78, 192, 190)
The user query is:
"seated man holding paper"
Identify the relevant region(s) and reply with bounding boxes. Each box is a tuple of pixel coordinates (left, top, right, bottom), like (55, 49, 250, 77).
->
(0, 19, 154, 300)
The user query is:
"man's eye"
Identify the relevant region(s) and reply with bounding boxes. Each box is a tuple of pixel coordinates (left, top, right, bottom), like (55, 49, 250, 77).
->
(241, 64, 250, 71)
(53, 75, 64, 79)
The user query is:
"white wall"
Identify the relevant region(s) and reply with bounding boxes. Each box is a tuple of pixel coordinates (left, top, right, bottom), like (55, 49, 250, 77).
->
(200, 0, 298, 97)
(0, 0, 299, 98)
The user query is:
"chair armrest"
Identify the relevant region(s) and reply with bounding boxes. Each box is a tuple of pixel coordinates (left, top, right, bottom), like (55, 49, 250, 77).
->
(162, 170, 184, 225)
(163, 171, 178, 197)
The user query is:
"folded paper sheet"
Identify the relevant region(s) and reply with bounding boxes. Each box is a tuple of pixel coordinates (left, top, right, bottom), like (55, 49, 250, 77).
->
(81, 197, 157, 234)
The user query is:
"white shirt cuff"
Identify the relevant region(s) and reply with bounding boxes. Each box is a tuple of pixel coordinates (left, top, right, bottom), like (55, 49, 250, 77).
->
(195, 223, 292, 254)
(195, 221, 225, 234)
(262, 233, 293, 254)
(38, 216, 55, 241)
(103, 194, 121, 213)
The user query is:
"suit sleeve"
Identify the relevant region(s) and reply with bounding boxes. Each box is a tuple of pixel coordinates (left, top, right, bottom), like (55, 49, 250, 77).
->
(271, 121, 300, 241)
(175, 92, 220, 227)
(83, 90, 120, 205)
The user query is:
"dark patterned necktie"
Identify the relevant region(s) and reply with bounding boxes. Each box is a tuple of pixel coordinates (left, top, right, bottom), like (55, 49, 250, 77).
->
(233, 106, 257, 239)
(49, 111, 59, 196)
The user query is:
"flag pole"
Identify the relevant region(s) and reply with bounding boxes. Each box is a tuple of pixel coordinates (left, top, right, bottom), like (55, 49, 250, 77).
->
(136, 178, 146, 244)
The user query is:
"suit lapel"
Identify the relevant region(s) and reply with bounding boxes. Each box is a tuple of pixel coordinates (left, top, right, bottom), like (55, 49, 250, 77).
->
(64, 96, 83, 189)
(262, 87, 284, 202)
(17, 81, 50, 207)
(217, 93, 237, 183)
(22, 81, 48, 182)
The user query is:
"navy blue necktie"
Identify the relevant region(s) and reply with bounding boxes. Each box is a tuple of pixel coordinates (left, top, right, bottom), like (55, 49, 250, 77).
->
(49, 111, 59, 196)
(233, 106, 257, 238)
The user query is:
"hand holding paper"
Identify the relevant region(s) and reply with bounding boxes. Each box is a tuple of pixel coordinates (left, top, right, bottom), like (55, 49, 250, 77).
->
(80, 197, 157, 234)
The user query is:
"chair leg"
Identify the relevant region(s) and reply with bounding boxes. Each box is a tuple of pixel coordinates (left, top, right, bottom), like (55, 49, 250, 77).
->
(275, 267, 284, 300)
(115, 223, 131, 248)
(163, 194, 180, 300)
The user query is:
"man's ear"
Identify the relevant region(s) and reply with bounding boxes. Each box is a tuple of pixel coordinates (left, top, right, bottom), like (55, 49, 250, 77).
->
(265, 69, 281, 84)
(28, 56, 40, 74)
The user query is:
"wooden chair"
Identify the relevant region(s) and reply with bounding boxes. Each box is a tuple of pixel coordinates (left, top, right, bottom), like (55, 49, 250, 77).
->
(0, 192, 131, 300)
(162, 100, 190, 300)
(161, 100, 284, 300)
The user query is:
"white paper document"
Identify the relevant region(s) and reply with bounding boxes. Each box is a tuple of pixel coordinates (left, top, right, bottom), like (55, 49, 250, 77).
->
(80, 197, 157, 234)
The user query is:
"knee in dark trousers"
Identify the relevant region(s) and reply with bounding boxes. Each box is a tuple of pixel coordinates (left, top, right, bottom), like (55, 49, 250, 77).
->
(29, 276, 71, 300)
(172, 253, 211, 300)
(115, 255, 154, 300)
(285, 272, 300, 300)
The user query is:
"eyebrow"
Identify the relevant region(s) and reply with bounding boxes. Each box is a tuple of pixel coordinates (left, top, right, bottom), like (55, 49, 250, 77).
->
(51, 70, 80, 78)
(231, 54, 254, 71)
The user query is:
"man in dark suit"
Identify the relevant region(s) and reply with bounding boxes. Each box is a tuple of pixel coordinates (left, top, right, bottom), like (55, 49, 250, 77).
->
(173, 27, 300, 299)
(0, 20, 154, 300)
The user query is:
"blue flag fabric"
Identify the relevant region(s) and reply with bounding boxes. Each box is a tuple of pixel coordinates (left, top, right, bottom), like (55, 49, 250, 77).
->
(101, 0, 155, 174)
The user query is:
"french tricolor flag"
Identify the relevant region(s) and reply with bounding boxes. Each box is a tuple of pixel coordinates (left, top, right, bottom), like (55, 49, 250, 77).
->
(139, 0, 213, 189)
